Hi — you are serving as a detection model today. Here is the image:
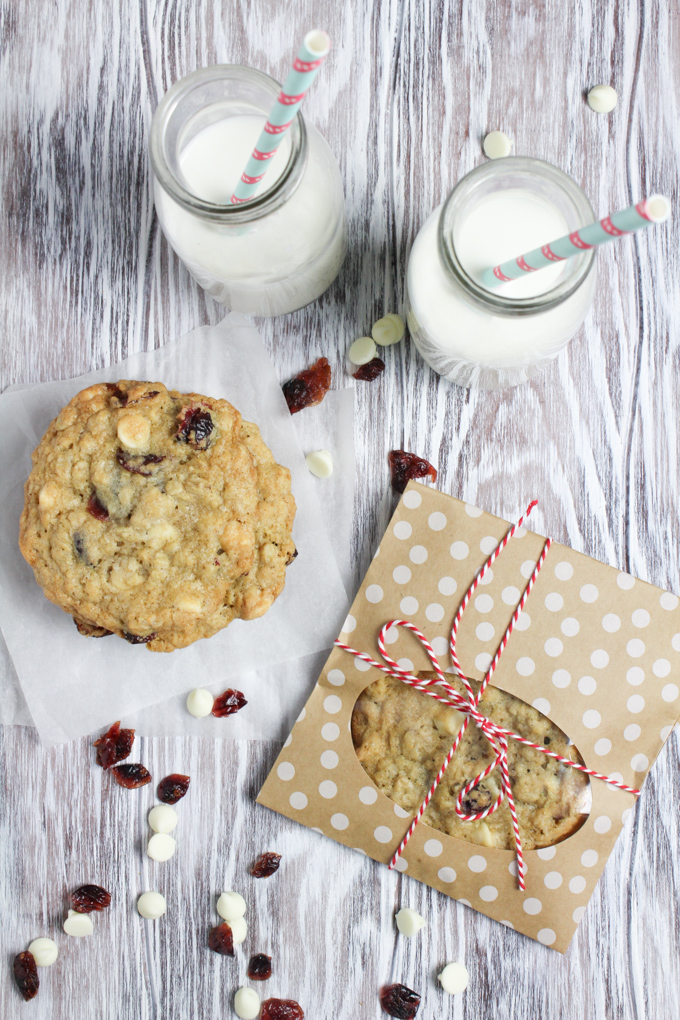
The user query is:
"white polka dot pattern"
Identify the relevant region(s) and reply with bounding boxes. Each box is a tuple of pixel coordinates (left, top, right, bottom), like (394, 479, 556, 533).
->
(266, 488, 680, 951)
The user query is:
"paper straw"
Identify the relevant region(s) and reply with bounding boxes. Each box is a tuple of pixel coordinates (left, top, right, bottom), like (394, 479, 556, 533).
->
(230, 30, 331, 205)
(481, 195, 671, 289)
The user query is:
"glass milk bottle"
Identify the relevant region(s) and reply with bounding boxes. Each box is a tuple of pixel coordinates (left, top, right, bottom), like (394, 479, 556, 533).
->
(150, 65, 347, 316)
(405, 158, 597, 389)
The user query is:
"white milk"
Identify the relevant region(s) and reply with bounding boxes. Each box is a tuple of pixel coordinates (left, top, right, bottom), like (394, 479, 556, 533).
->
(179, 115, 292, 204)
(153, 113, 346, 315)
(406, 178, 596, 389)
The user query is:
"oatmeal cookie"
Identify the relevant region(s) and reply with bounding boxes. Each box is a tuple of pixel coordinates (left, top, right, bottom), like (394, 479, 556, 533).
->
(352, 672, 590, 850)
(19, 381, 296, 652)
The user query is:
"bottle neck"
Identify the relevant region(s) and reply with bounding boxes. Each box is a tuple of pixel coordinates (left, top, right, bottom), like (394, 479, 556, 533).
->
(438, 158, 595, 319)
(150, 65, 308, 225)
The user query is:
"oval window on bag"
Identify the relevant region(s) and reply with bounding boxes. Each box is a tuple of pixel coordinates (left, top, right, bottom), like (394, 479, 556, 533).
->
(351, 672, 591, 851)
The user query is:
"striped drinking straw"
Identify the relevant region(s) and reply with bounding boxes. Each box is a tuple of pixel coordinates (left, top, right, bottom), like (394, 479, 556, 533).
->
(481, 194, 671, 289)
(230, 30, 331, 205)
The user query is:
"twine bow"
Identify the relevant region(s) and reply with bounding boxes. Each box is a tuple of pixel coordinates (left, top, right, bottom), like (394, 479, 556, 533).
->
(336, 501, 640, 890)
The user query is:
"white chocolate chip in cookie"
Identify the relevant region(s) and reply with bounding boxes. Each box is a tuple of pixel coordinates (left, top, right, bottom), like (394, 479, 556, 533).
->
(434, 706, 465, 736)
(117, 413, 151, 450)
(475, 821, 494, 847)
(38, 482, 60, 508)
(176, 596, 204, 614)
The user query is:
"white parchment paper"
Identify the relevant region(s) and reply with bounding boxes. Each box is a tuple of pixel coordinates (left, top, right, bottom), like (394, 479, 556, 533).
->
(0, 314, 351, 745)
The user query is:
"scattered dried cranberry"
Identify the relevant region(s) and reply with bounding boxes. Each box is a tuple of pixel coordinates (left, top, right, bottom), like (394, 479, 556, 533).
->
(248, 953, 272, 981)
(212, 689, 248, 718)
(116, 448, 165, 476)
(112, 763, 152, 788)
(157, 773, 190, 804)
(388, 450, 437, 494)
(282, 357, 331, 414)
(71, 884, 112, 912)
(208, 922, 234, 956)
(380, 984, 421, 1019)
(94, 721, 135, 769)
(13, 952, 39, 1001)
(87, 491, 109, 520)
(353, 356, 385, 381)
(261, 999, 304, 1020)
(176, 406, 214, 448)
(123, 631, 156, 644)
(251, 852, 281, 878)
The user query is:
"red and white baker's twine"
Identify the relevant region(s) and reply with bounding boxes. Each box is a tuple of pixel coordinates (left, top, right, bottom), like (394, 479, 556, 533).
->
(335, 501, 640, 891)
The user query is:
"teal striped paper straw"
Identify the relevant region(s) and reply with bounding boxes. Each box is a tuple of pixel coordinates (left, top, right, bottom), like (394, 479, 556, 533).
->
(231, 30, 331, 205)
(481, 194, 671, 289)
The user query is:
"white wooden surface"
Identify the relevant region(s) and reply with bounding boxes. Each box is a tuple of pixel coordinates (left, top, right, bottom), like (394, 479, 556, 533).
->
(2, 0, 680, 1017)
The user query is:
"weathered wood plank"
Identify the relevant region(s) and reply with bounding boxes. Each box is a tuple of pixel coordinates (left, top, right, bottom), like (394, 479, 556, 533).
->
(1, 0, 680, 1016)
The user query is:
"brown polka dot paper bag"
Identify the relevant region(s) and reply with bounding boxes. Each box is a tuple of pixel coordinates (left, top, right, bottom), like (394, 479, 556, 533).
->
(258, 483, 680, 951)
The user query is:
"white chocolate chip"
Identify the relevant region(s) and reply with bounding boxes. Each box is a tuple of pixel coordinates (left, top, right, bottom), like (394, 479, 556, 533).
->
(234, 987, 261, 1020)
(475, 821, 494, 847)
(439, 961, 469, 995)
(63, 909, 94, 937)
(305, 450, 333, 478)
(217, 890, 247, 922)
(148, 804, 178, 834)
(372, 315, 404, 346)
(147, 832, 176, 862)
(587, 84, 617, 113)
(117, 413, 151, 450)
(137, 891, 167, 919)
(230, 916, 247, 945)
(176, 596, 203, 614)
(349, 336, 377, 365)
(186, 688, 214, 718)
(28, 938, 58, 967)
(483, 130, 512, 159)
(38, 482, 59, 508)
(396, 906, 426, 937)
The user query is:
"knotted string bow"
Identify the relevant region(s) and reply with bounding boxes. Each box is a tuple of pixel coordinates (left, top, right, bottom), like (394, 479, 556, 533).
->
(336, 501, 640, 890)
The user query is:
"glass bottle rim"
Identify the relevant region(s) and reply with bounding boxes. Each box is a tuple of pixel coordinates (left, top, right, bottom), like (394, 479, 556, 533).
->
(149, 64, 308, 224)
(438, 157, 596, 318)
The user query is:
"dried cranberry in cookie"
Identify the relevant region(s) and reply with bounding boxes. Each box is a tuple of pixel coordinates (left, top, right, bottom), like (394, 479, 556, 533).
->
(18, 381, 296, 651)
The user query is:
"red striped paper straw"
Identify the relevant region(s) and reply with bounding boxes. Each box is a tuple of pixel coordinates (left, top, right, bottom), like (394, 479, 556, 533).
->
(231, 30, 331, 205)
(481, 194, 671, 289)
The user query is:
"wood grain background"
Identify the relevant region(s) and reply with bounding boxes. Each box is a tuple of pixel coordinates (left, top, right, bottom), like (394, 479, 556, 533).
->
(1, 0, 679, 1017)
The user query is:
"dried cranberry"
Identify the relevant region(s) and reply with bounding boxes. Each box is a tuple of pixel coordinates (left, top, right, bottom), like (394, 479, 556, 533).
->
(94, 721, 135, 769)
(112, 763, 152, 788)
(74, 617, 112, 638)
(208, 922, 234, 956)
(123, 631, 156, 644)
(212, 689, 248, 718)
(251, 852, 281, 878)
(13, 952, 39, 1001)
(248, 953, 272, 980)
(176, 406, 214, 448)
(353, 356, 385, 381)
(380, 984, 421, 1018)
(87, 491, 109, 520)
(157, 773, 190, 804)
(286, 547, 298, 565)
(261, 999, 304, 1020)
(116, 448, 164, 476)
(106, 383, 129, 405)
(282, 357, 331, 414)
(71, 884, 112, 912)
(388, 450, 437, 494)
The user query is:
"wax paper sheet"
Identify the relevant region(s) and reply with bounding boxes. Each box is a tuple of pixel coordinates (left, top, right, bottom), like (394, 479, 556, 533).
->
(0, 314, 351, 745)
